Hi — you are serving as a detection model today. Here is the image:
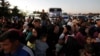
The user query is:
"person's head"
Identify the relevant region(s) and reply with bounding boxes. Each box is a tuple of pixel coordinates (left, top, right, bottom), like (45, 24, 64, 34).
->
(0, 29, 21, 54)
(28, 23, 34, 31)
(42, 9, 45, 13)
(64, 25, 72, 34)
(85, 37, 92, 44)
(32, 28, 37, 37)
(88, 19, 94, 23)
(72, 19, 79, 25)
(79, 27, 87, 36)
(40, 34, 47, 42)
(29, 29, 37, 43)
(53, 25, 60, 34)
(85, 27, 89, 34)
(32, 19, 41, 28)
(81, 22, 87, 27)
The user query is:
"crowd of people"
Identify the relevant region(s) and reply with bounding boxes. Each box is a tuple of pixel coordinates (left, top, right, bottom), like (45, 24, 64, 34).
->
(0, 10, 100, 56)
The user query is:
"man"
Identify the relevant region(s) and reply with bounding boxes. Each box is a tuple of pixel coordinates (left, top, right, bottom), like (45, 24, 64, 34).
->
(89, 18, 100, 38)
(0, 29, 34, 56)
(40, 9, 48, 26)
(40, 9, 48, 20)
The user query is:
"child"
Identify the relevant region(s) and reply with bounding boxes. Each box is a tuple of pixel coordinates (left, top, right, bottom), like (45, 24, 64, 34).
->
(81, 36, 94, 56)
(55, 39, 64, 56)
(35, 34, 49, 56)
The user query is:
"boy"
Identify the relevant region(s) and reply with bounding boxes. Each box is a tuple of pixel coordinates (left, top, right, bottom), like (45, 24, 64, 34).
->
(35, 34, 48, 56)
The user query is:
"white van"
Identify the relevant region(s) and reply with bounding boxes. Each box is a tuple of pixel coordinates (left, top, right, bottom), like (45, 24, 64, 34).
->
(48, 8, 62, 23)
(49, 8, 62, 18)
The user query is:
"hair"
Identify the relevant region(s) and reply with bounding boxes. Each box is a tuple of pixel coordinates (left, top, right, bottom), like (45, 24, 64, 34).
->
(84, 36, 92, 44)
(34, 19, 41, 23)
(79, 27, 87, 36)
(40, 34, 47, 40)
(28, 23, 34, 28)
(65, 25, 72, 35)
(65, 25, 72, 31)
(0, 29, 20, 42)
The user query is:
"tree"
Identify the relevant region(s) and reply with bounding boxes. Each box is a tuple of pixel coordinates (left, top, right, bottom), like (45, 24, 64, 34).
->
(12, 6, 25, 18)
(12, 6, 19, 16)
(0, 0, 26, 18)
(0, 0, 11, 17)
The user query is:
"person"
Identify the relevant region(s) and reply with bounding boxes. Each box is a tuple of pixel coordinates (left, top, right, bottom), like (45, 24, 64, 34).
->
(32, 19, 47, 39)
(96, 33, 100, 42)
(71, 17, 79, 34)
(40, 9, 47, 20)
(89, 18, 100, 38)
(54, 16, 66, 27)
(58, 25, 80, 56)
(87, 19, 95, 25)
(40, 9, 48, 26)
(0, 29, 34, 56)
(60, 36, 80, 56)
(23, 17, 30, 33)
(55, 39, 63, 56)
(46, 25, 61, 56)
(92, 41, 100, 56)
(27, 28, 38, 50)
(25, 23, 34, 41)
(92, 33, 100, 56)
(80, 37, 94, 56)
(75, 26, 88, 49)
(0, 24, 11, 35)
(35, 34, 48, 56)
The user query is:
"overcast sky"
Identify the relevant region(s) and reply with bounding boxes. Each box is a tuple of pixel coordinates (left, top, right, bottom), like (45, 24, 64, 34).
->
(8, 0, 100, 13)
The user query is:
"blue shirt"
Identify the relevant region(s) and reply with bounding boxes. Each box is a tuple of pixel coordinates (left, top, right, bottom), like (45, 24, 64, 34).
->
(6, 44, 34, 56)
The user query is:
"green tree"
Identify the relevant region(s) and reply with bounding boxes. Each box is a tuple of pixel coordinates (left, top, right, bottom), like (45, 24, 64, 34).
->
(0, 0, 26, 18)
(12, 6, 19, 16)
(0, 0, 11, 17)
(12, 6, 25, 18)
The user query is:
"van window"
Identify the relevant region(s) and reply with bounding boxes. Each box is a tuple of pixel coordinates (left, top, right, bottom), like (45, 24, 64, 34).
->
(50, 9, 54, 12)
(57, 9, 62, 11)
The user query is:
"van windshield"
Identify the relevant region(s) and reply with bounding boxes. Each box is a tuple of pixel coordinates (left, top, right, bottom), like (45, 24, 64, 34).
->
(50, 9, 54, 12)
(49, 8, 62, 12)
(57, 9, 62, 11)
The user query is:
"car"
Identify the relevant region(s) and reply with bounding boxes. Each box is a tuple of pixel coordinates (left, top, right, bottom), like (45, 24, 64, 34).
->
(72, 15, 88, 21)
(62, 13, 70, 22)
